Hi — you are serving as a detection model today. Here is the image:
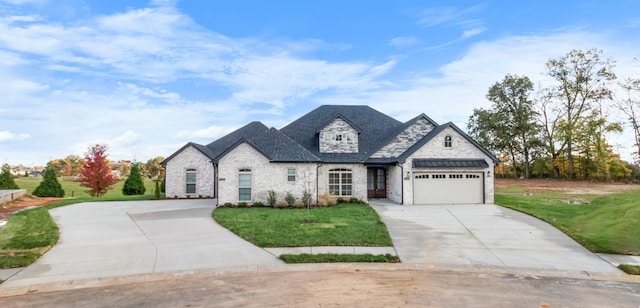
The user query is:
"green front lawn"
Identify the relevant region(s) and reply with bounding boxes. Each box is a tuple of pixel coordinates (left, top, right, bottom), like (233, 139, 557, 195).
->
(213, 203, 393, 247)
(496, 190, 640, 255)
(14, 177, 158, 198)
(280, 253, 399, 263)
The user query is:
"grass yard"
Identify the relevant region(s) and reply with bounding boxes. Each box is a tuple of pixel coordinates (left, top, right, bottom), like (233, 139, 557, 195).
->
(14, 177, 158, 198)
(495, 186, 640, 255)
(213, 203, 393, 247)
(280, 253, 399, 263)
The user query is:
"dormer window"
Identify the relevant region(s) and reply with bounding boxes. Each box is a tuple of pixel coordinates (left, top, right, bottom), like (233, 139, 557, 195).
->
(444, 135, 452, 148)
(318, 116, 359, 153)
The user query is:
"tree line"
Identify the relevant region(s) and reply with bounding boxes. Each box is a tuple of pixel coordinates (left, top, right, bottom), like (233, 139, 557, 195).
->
(467, 48, 640, 181)
(1, 144, 166, 197)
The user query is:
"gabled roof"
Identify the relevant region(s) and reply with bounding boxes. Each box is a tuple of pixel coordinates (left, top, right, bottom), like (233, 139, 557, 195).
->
(396, 122, 500, 164)
(315, 113, 363, 133)
(164, 121, 321, 165)
(280, 105, 403, 163)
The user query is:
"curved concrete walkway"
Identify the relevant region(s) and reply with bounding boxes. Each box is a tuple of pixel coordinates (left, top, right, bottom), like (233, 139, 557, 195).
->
(0, 199, 283, 294)
(370, 201, 622, 274)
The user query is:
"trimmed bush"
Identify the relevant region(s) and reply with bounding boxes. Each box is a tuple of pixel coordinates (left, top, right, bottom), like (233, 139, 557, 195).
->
(237, 201, 248, 208)
(32, 167, 65, 197)
(0, 164, 19, 189)
(285, 192, 296, 207)
(252, 201, 265, 207)
(122, 164, 146, 195)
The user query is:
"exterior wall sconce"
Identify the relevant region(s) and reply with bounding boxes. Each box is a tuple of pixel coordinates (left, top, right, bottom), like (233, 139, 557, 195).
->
(404, 171, 411, 180)
(487, 170, 491, 178)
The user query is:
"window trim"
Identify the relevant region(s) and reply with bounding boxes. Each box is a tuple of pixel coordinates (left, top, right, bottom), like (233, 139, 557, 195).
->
(238, 169, 252, 201)
(287, 168, 296, 182)
(185, 169, 196, 194)
(444, 135, 453, 148)
(328, 168, 353, 196)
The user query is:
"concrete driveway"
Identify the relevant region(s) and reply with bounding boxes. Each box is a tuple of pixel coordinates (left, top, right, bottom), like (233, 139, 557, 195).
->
(371, 202, 621, 275)
(0, 199, 282, 293)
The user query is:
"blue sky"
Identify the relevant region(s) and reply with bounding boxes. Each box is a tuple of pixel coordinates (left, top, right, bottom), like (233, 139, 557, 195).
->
(1, 0, 639, 166)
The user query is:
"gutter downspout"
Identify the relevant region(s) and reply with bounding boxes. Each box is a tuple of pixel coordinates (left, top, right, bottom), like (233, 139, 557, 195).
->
(316, 163, 323, 204)
(398, 162, 404, 205)
(212, 161, 219, 206)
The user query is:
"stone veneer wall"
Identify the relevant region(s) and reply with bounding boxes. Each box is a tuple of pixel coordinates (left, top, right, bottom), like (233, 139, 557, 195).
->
(319, 118, 359, 153)
(218, 142, 318, 204)
(402, 127, 495, 205)
(371, 118, 434, 158)
(165, 146, 215, 198)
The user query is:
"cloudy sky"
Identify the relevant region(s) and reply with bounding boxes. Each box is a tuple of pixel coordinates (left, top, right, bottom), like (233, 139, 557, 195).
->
(1, 0, 639, 166)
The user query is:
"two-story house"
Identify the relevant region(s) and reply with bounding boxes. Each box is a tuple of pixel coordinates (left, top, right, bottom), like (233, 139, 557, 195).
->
(162, 105, 499, 205)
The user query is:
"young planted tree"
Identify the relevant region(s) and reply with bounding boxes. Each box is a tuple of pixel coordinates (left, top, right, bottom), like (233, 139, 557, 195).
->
(78, 144, 119, 197)
(545, 48, 617, 179)
(33, 167, 65, 197)
(0, 163, 19, 189)
(122, 164, 146, 195)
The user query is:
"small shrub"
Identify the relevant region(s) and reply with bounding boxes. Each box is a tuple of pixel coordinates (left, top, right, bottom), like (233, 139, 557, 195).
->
(237, 201, 248, 208)
(293, 201, 305, 208)
(252, 201, 265, 207)
(301, 189, 313, 207)
(122, 164, 146, 195)
(275, 201, 289, 209)
(0, 164, 19, 189)
(318, 193, 337, 207)
(336, 197, 345, 204)
(349, 197, 362, 204)
(32, 167, 65, 197)
(223, 202, 234, 207)
(267, 190, 277, 207)
(285, 192, 296, 207)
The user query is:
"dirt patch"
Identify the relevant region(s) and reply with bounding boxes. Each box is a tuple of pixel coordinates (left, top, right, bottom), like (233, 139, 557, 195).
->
(0, 195, 61, 220)
(495, 178, 640, 195)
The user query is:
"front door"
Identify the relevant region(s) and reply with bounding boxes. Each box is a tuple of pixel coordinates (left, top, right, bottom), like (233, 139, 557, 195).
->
(367, 168, 386, 198)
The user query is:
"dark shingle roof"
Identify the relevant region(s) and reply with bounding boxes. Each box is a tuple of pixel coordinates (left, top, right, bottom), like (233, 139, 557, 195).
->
(412, 158, 489, 168)
(280, 105, 403, 163)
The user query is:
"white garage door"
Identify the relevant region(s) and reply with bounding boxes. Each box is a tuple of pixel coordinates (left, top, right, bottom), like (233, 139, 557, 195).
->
(413, 173, 484, 204)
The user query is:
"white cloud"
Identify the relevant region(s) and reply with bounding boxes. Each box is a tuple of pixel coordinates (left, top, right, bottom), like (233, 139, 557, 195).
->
(389, 36, 419, 48)
(0, 130, 30, 142)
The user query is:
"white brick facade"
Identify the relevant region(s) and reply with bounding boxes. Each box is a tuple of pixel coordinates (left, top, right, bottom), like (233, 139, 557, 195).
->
(218, 143, 318, 204)
(401, 127, 495, 204)
(165, 146, 215, 198)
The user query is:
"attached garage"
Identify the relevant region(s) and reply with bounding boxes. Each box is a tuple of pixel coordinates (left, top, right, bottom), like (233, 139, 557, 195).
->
(412, 159, 488, 205)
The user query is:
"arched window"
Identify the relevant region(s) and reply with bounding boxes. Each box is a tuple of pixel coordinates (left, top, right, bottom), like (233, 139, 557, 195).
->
(238, 169, 252, 201)
(328, 168, 352, 196)
(444, 135, 452, 148)
(185, 169, 196, 194)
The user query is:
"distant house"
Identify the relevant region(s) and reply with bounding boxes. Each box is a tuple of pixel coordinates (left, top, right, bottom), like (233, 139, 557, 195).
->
(163, 105, 499, 205)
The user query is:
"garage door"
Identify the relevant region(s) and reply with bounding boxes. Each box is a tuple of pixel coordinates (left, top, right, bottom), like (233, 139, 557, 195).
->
(413, 173, 483, 204)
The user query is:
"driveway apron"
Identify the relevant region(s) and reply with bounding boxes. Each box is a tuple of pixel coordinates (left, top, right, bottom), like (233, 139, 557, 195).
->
(0, 200, 282, 291)
(372, 203, 621, 274)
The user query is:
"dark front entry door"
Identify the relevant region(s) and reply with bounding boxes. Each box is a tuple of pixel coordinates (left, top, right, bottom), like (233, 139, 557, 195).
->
(367, 168, 386, 198)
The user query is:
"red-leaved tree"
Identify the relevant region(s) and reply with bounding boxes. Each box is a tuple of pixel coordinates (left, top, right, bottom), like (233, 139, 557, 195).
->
(78, 144, 119, 197)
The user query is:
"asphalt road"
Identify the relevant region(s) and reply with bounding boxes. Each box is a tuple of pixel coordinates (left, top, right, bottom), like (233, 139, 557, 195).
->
(2, 267, 639, 307)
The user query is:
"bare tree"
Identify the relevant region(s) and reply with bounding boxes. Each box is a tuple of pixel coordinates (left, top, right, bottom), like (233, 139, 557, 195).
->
(617, 77, 640, 163)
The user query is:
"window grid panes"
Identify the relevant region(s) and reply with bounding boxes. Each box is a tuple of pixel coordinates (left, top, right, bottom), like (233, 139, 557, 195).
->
(444, 135, 452, 148)
(329, 169, 352, 196)
(186, 170, 196, 194)
(287, 168, 296, 182)
(239, 170, 251, 201)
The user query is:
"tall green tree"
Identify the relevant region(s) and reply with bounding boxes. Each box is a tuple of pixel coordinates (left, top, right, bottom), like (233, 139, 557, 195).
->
(0, 164, 19, 189)
(545, 48, 617, 179)
(78, 144, 119, 197)
(122, 164, 146, 195)
(468, 74, 540, 178)
(33, 167, 65, 197)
